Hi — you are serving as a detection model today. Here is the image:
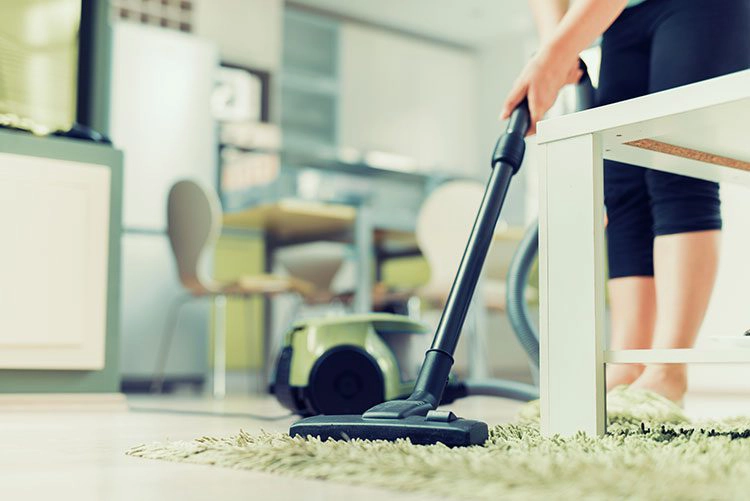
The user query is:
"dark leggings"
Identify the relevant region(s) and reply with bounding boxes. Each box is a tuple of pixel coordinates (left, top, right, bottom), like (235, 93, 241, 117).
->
(599, 0, 750, 279)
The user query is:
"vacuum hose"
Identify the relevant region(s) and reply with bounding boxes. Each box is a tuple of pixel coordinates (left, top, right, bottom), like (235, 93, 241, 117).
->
(505, 60, 596, 374)
(462, 212, 543, 399)
(505, 222, 541, 369)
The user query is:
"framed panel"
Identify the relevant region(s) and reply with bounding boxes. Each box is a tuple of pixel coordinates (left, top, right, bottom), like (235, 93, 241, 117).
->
(0, 153, 110, 369)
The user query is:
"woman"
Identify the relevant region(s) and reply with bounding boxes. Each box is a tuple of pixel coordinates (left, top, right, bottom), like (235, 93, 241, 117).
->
(502, 0, 750, 402)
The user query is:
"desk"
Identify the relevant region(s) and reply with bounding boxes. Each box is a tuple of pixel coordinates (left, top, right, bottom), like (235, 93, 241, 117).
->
(220, 151, 447, 312)
(223, 199, 426, 314)
(223, 199, 356, 243)
(537, 70, 750, 437)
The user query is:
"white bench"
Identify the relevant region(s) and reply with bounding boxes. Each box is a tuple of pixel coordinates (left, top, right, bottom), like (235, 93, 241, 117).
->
(537, 69, 750, 437)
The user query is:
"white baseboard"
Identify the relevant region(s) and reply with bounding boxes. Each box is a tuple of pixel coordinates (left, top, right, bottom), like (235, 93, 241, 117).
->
(0, 393, 128, 412)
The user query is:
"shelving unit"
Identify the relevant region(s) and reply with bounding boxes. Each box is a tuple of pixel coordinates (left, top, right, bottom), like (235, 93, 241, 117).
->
(280, 9, 340, 151)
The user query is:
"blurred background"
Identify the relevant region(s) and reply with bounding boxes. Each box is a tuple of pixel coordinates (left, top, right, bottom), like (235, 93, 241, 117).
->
(1, 0, 746, 401)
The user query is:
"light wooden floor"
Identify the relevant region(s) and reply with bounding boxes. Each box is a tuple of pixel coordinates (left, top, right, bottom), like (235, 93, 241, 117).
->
(1, 391, 748, 501)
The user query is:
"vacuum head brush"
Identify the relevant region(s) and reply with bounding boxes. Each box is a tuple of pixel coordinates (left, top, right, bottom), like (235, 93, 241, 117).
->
(291, 380, 490, 447)
(290, 411, 488, 447)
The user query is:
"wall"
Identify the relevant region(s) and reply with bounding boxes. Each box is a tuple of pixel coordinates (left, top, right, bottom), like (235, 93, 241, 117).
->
(475, 31, 536, 226)
(192, 0, 283, 72)
(691, 184, 750, 393)
(338, 23, 479, 175)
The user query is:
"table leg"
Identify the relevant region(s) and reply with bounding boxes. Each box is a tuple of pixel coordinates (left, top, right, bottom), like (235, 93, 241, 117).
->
(539, 134, 607, 437)
(353, 204, 374, 313)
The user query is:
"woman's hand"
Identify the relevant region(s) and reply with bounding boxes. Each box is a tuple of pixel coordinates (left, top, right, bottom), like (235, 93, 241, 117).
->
(500, 46, 582, 136)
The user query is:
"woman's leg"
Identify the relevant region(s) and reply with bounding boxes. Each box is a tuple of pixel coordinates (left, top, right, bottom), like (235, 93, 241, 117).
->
(630, 0, 750, 401)
(597, 14, 656, 389)
(631, 231, 720, 400)
(606, 277, 656, 389)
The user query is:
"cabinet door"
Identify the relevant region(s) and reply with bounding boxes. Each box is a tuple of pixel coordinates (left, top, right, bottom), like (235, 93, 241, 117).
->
(338, 24, 479, 173)
(0, 153, 110, 369)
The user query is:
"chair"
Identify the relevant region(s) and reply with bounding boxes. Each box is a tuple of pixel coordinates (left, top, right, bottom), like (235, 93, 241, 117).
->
(152, 180, 315, 397)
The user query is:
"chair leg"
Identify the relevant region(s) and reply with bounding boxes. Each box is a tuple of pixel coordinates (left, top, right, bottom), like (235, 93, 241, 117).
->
(151, 294, 192, 393)
(213, 294, 228, 399)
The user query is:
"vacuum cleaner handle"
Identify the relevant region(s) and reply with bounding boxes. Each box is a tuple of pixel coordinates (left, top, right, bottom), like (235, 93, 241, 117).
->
(576, 58, 595, 110)
(506, 99, 531, 137)
(402, 101, 532, 410)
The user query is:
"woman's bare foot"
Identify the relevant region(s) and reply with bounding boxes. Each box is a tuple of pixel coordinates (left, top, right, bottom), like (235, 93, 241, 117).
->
(606, 364, 644, 391)
(630, 364, 687, 403)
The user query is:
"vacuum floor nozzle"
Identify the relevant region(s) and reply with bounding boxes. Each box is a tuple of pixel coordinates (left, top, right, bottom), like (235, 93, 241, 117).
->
(290, 412, 489, 447)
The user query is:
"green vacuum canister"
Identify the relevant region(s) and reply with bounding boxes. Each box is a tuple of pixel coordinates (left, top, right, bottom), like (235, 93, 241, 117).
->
(272, 314, 430, 416)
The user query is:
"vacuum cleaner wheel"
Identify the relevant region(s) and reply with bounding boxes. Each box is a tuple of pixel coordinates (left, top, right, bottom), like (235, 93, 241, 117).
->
(307, 346, 385, 415)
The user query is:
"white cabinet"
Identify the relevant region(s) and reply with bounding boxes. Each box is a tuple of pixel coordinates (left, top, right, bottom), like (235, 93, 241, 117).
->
(193, 0, 283, 72)
(0, 153, 110, 369)
(338, 24, 479, 173)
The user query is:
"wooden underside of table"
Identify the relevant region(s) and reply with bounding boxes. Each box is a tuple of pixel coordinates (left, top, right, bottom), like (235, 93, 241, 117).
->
(626, 138, 750, 172)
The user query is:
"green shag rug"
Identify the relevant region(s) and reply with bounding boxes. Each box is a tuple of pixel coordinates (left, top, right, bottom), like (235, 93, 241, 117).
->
(128, 387, 750, 500)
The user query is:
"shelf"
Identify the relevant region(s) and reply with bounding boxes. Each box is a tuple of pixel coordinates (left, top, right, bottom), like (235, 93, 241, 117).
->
(605, 348, 750, 364)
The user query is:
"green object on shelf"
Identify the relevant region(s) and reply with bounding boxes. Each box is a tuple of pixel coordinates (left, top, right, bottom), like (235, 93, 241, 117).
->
(0, 0, 81, 132)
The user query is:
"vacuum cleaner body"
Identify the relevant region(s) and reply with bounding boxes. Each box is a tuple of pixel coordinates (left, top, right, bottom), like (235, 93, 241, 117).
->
(273, 314, 428, 416)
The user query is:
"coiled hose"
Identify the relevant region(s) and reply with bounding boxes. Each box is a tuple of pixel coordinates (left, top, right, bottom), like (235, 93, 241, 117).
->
(505, 222, 541, 369)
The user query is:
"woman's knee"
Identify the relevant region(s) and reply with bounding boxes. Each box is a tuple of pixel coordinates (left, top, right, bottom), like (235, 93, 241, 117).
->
(647, 172, 722, 236)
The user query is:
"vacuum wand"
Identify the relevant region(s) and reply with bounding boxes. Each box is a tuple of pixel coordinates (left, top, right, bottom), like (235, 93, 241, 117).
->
(408, 101, 531, 408)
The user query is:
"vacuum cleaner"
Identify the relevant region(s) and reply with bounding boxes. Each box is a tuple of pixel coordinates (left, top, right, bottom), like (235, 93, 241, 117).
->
(272, 313, 536, 417)
(284, 64, 594, 447)
(284, 101, 530, 447)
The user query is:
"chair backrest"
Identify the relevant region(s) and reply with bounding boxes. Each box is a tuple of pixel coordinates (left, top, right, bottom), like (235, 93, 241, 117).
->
(166, 180, 222, 294)
(416, 180, 485, 293)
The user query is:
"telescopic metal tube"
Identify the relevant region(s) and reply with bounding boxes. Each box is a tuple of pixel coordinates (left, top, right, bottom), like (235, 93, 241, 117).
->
(409, 102, 531, 406)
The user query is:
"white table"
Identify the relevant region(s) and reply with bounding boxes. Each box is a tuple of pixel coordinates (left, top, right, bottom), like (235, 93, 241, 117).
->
(536, 69, 750, 437)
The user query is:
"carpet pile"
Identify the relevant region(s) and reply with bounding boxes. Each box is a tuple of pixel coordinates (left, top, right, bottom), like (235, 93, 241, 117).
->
(127, 387, 750, 500)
